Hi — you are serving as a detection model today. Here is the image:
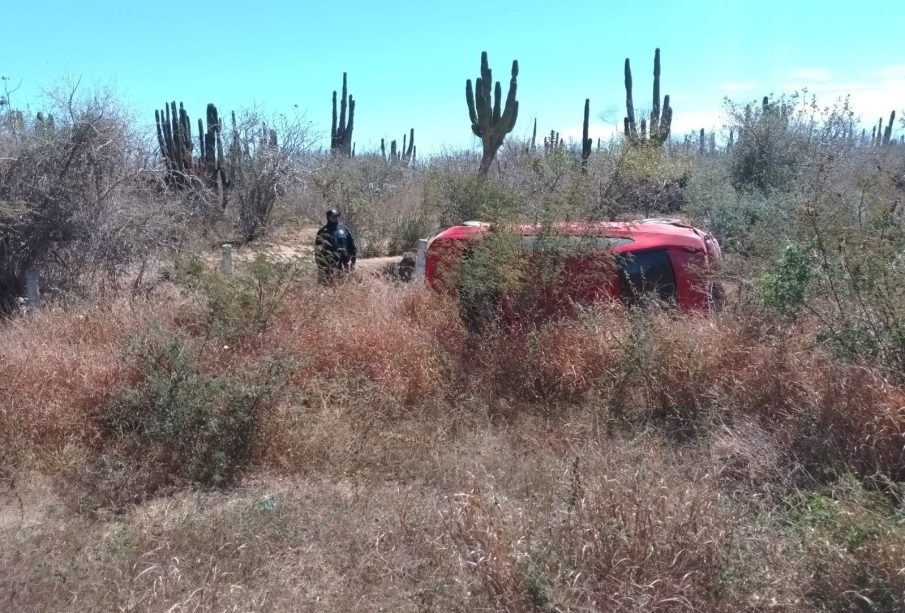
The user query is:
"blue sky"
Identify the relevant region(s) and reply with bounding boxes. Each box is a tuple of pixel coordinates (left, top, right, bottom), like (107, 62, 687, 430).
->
(3, 0, 903, 154)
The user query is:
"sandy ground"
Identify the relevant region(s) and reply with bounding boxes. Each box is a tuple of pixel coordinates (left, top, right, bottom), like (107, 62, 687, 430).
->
(204, 225, 404, 276)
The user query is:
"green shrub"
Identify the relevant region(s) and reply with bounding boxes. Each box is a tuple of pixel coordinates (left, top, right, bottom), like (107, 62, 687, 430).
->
(780, 478, 905, 612)
(99, 328, 291, 488)
(175, 254, 306, 340)
(756, 245, 812, 316)
(426, 171, 519, 227)
(386, 210, 435, 256)
(726, 92, 810, 193)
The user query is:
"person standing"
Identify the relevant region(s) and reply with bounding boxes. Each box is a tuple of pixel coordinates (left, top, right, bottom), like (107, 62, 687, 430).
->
(314, 208, 357, 284)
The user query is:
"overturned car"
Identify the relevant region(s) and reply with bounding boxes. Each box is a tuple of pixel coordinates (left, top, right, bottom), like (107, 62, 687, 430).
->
(421, 218, 723, 315)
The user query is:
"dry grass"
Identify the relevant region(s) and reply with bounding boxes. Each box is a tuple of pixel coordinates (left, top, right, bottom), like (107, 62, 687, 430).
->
(1, 266, 904, 611)
(0, 299, 177, 476)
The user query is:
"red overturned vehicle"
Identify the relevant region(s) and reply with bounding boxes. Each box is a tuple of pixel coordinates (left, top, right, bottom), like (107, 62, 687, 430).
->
(422, 218, 723, 316)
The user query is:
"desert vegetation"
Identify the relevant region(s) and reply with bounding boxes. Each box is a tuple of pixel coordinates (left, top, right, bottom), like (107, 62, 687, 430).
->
(1, 46, 904, 611)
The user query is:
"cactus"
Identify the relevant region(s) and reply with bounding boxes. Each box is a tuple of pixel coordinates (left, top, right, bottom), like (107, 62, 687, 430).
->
(581, 99, 592, 167)
(624, 48, 672, 146)
(155, 101, 233, 198)
(196, 103, 227, 190)
(530, 117, 537, 152)
(330, 72, 355, 156)
(543, 130, 562, 154)
(465, 51, 519, 175)
(882, 110, 895, 145)
(381, 129, 415, 164)
(402, 128, 415, 163)
(155, 101, 196, 188)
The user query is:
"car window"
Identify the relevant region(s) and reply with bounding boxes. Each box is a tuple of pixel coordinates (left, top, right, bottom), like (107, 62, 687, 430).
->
(617, 249, 677, 305)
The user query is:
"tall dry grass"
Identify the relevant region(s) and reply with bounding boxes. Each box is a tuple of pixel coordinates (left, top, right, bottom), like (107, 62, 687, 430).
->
(2, 271, 903, 611)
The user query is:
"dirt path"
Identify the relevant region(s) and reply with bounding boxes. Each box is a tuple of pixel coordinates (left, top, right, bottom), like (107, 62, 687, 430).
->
(205, 225, 404, 276)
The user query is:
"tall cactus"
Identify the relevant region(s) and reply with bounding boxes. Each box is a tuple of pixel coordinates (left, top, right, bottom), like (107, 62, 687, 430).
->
(581, 99, 592, 167)
(465, 51, 519, 175)
(882, 110, 896, 146)
(155, 101, 195, 188)
(196, 103, 227, 190)
(401, 128, 415, 163)
(155, 101, 233, 198)
(330, 72, 355, 156)
(624, 48, 672, 146)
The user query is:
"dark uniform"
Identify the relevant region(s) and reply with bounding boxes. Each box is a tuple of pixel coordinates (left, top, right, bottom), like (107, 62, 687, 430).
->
(314, 209, 357, 284)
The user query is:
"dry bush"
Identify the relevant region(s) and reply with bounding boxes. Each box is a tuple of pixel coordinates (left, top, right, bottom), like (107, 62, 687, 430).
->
(4, 273, 902, 502)
(449, 447, 743, 612)
(1, 271, 904, 610)
(228, 111, 313, 242)
(709, 418, 790, 501)
(780, 479, 905, 612)
(0, 299, 168, 476)
(0, 478, 476, 612)
(468, 305, 628, 403)
(0, 90, 180, 311)
(303, 155, 432, 257)
(265, 278, 462, 407)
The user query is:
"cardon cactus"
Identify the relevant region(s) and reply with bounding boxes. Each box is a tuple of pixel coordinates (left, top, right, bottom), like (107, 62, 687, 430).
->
(882, 110, 896, 146)
(197, 103, 228, 191)
(624, 48, 672, 146)
(381, 128, 416, 165)
(466, 51, 519, 175)
(155, 101, 194, 187)
(155, 101, 231, 201)
(330, 72, 355, 156)
(544, 130, 562, 154)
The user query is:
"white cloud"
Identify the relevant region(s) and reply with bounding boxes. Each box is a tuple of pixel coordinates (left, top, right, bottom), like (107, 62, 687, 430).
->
(719, 81, 758, 93)
(872, 65, 905, 79)
(670, 108, 727, 135)
(778, 66, 905, 126)
(790, 68, 833, 82)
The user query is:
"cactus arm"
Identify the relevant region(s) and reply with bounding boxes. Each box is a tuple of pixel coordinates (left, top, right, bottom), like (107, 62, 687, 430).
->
(345, 97, 354, 152)
(658, 95, 672, 143)
(155, 109, 168, 164)
(499, 60, 519, 133)
(331, 90, 338, 148)
(466, 79, 480, 135)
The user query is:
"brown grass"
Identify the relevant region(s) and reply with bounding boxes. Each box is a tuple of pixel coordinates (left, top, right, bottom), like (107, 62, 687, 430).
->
(2, 268, 904, 611)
